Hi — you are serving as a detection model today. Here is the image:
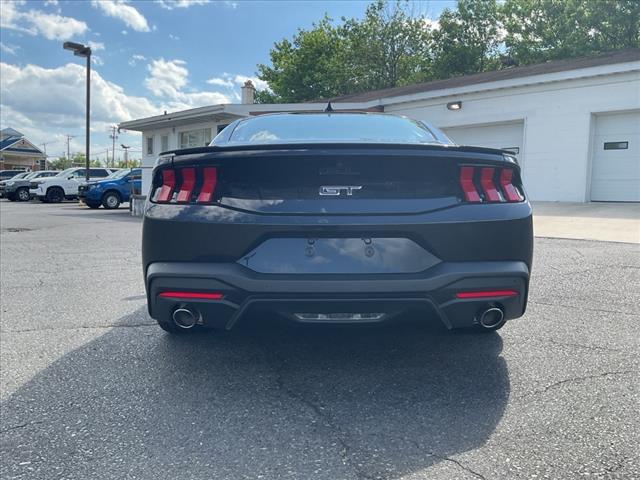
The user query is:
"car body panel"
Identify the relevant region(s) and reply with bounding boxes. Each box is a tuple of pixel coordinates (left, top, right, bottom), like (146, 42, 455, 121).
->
(142, 113, 533, 332)
(29, 168, 116, 200)
(78, 168, 142, 206)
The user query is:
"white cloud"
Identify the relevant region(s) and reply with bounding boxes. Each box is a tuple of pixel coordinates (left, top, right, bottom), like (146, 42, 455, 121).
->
(206, 76, 234, 88)
(144, 58, 231, 108)
(155, 0, 210, 9)
(0, 42, 20, 56)
(0, 61, 159, 155)
(168, 33, 180, 40)
(234, 74, 269, 91)
(128, 54, 146, 66)
(43, 0, 59, 5)
(145, 58, 189, 98)
(91, 0, 150, 32)
(1, 1, 89, 40)
(88, 41, 105, 52)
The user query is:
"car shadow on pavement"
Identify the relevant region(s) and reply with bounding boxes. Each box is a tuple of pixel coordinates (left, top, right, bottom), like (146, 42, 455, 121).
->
(1, 307, 508, 479)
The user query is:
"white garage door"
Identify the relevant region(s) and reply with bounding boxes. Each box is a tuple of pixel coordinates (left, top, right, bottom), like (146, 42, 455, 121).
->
(443, 121, 524, 161)
(590, 111, 640, 202)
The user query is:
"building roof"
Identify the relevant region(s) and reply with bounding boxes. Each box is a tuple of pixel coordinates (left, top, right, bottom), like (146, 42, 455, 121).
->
(0, 129, 44, 157)
(327, 49, 640, 103)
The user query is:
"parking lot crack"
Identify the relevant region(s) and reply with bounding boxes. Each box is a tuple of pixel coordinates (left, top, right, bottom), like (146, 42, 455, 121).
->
(2, 322, 157, 333)
(545, 338, 621, 353)
(530, 370, 636, 397)
(271, 354, 379, 480)
(426, 452, 487, 480)
(530, 300, 633, 316)
(0, 420, 44, 434)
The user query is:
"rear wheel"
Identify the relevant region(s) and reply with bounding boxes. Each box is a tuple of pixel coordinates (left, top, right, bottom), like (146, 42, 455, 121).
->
(16, 187, 30, 202)
(46, 187, 64, 203)
(102, 191, 121, 209)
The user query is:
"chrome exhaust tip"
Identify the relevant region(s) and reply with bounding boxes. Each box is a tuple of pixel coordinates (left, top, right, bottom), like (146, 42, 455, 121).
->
(478, 307, 505, 329)
(172, 307, 199, 329)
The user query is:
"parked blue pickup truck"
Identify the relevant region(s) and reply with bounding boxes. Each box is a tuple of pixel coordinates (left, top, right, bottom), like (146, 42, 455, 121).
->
(79, 168, 142, 209)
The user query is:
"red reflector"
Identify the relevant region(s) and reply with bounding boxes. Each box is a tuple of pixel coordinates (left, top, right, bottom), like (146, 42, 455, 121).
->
(196, 167, 217, 203)
(456, 290, 518, 299)
(499, 169, 522, 202)
(159, 291, 224, 300)
(156, 169, 175, 203)
(480, 167, 502, 202)
(176, 167, 196, 203)
(459, 166, 481, 203)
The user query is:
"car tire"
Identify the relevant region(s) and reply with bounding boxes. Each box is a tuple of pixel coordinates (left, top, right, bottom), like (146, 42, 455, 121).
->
(46, 187, 64, 203)
(85, 201, 100, 209)
(16, 187, 30, 202)
(102, 192, 121, 209)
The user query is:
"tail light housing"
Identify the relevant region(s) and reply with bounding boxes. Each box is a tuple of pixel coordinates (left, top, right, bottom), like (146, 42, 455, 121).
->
(152, 166, 218, 204)
(459, 165, 523, 204)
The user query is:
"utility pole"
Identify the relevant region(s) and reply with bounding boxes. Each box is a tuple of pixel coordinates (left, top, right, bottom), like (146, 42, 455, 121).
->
(40, 142, 53, 170)
(65, 135, 75, 163)
(109, 126, 118, 168)
(121, 144, 130, 168)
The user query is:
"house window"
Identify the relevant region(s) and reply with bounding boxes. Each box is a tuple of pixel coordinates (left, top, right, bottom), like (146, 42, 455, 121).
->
(217, 124, 230, 134)
(146, 136, 154, 155)
(179, 128, 212, 149)
(161, 135, 169, 152)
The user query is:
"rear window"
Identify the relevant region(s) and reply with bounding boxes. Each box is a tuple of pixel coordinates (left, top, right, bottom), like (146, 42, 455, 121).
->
(227, 114, 439, 145)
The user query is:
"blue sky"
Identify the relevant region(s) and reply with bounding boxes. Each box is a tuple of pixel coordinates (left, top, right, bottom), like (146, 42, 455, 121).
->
(1, 0, 454, 161)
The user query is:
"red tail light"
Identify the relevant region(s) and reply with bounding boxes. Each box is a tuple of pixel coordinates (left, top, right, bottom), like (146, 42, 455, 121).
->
(153, 166, 218, 204)
(197, 167, 218, 203)
(459, 166, 481, 203)
(499, 169, 523, 202)
(159, 291, 224, 300)
(480, 167, 502, 202)
(155, 169, 175, 202)
(459, 166, 523, 204)
(456, 290, 518, 299)
(176, 167, 196, 203)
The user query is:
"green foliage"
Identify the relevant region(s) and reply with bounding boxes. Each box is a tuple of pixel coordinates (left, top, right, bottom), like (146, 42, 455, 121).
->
(255, 0, 639, 103)
(502, 0, 640, 64)
(49, 156, 72, 170)
(431, 0, 503, 79)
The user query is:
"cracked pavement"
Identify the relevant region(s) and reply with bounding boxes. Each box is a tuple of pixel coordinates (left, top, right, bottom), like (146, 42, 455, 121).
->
(1, 200, 639, 479)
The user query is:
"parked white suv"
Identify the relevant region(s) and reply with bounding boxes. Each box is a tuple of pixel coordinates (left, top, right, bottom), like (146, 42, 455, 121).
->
(30, 167, 117, 203)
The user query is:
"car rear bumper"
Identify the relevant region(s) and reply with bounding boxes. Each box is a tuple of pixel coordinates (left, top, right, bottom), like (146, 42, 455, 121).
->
(146, 260, 529, 330)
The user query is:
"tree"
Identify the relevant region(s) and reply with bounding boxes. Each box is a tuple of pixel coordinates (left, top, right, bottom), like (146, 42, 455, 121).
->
(50, 156, 72, 170)
(257, 16, 349, 103)
(430, 0, 503, 79)
(502, 0, 640, 65)
(256, 1, 435, 102)
(340, 0, 432, 92)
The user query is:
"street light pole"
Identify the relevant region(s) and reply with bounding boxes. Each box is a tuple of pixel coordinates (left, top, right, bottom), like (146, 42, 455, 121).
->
(121, 144, 130, 168)
(85, 52, 90, 180)
(63, 41, 92, 182)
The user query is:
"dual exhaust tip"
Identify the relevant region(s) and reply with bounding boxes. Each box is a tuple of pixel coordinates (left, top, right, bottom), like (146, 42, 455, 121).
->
(172, 305, 505, 330)
(478, 306, 505, 330)
(172, 307, 200, 329)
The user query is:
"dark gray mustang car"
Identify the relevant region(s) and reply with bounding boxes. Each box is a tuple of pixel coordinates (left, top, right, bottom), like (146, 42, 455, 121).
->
(143, 113, 533, 334)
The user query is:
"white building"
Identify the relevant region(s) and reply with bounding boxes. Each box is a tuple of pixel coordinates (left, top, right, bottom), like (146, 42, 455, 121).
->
(119, 50, 640, 202)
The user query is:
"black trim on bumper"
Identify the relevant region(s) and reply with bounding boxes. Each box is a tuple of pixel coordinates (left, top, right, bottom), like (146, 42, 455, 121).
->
(146, 261, 529, 330)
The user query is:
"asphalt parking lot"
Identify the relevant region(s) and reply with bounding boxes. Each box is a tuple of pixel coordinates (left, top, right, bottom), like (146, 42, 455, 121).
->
(1, 199, 638, 480)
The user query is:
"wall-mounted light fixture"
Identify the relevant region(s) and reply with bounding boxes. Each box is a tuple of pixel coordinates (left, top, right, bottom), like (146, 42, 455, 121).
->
(447, 101, 462, 111)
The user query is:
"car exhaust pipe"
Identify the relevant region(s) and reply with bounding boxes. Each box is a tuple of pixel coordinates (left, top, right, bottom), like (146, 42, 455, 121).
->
(478, 307, 505, 329)
(172, 307, 199, 329)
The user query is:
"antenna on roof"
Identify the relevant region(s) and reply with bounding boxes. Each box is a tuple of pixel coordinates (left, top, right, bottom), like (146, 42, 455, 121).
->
(324, 102, 334, 112)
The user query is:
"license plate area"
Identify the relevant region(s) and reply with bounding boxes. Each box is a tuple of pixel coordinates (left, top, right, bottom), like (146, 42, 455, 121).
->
(238, 237, 440, 274)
